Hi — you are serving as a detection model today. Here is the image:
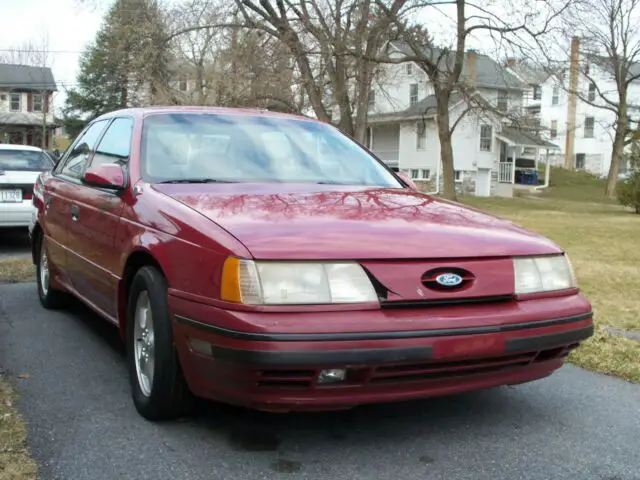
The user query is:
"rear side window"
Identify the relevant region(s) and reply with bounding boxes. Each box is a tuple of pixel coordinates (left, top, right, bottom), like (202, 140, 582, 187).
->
(90, 118, 134, 168)
(0, 149, 53, 171)
(59, 119, 109, 180)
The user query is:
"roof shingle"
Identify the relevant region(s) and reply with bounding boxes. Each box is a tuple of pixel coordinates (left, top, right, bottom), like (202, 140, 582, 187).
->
(0, 64, 57, 91)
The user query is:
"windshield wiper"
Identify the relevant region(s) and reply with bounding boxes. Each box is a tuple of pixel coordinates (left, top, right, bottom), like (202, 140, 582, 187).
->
(157, 178, 238, 184)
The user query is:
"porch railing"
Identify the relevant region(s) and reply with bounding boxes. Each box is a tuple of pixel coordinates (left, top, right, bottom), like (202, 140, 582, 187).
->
(498, 162, 513, 184)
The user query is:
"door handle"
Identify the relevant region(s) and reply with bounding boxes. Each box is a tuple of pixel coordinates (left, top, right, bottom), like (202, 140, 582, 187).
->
(70, 204, 80, 222)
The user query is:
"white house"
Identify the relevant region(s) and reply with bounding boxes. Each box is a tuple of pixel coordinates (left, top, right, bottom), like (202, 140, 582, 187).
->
(506, 41, 640, 177)
(365, 41, 558, 197)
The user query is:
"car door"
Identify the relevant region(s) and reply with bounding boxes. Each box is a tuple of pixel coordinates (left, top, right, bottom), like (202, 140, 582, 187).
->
(64, 117, 134, 319)
(42, 120, 110, 286)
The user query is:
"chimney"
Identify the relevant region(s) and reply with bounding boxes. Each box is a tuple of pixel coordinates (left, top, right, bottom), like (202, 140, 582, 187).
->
(466, 49, 477, 88)
(506, 57, 517, 67)
(564, 36, 580, 170)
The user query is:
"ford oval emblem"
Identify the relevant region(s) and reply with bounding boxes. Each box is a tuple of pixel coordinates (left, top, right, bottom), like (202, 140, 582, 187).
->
(435, 273, 463, 287)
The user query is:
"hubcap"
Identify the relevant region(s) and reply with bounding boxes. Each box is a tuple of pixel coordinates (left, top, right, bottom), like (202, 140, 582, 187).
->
(134, 291, 155, 397)
(40, 244, 49, 296)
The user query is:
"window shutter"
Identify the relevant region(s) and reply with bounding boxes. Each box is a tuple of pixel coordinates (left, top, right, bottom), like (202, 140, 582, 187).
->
(27, 93, 33, 112)
(43, 93, 49, 114)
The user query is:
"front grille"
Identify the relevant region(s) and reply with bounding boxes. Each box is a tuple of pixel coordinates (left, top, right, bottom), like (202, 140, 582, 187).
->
(380, 294, 514, 309)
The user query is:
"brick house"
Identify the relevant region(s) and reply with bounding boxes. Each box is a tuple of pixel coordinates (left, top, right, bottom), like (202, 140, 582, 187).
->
(0, 63, 58, 148)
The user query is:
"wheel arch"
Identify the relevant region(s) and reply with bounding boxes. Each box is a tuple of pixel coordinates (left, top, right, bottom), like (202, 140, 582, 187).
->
(118, 249, 167, 340)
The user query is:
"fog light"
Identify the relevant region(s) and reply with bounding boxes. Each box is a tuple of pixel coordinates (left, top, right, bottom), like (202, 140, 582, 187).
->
(317, 369, 347, 384)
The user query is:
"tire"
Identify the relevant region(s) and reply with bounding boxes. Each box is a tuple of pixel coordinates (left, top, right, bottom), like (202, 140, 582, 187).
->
(126, 266, 192, 421)
(36, 233, 69, 310)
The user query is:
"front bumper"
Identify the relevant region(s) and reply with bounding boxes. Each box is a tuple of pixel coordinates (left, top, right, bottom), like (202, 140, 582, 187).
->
(169, 293, 594, 412)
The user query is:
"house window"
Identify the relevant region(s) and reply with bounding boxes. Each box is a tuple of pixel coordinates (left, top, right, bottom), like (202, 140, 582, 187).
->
(479, 124, 492, 152)
(406, 63, 413, 75)
(410, 169, 419, 179)
(410, 83, 418, 105)
(454, 170, 463, 182)
(416, 123, 426, 150)
(33, 94, 43, 112)
(10, 93, 20, 111)
(497, 90, 508, 111)
(552, 86, 559, 105)
(178, 78, 187, 92)
(421, 169, 431, 179)
(533, 85, 542, 100)
(576, 153, 585, 170)
(550, 120, 558, 139)
(588, 82, 596, 102)
(584, 117, 595, 138)
(368, 89, 375, 108)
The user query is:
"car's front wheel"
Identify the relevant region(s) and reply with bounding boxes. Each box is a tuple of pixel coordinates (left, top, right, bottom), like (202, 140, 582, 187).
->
(126, 266, 192, 421)
(36, 234, 69, 310)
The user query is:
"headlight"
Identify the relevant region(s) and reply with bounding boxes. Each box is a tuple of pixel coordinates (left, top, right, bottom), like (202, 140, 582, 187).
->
(513, 254, 577, 295)
(220, 258, 378, 305)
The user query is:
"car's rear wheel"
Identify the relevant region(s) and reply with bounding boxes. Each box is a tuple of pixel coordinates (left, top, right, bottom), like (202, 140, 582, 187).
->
(36, 234, 69, 310)
(126, 266, 192, 421)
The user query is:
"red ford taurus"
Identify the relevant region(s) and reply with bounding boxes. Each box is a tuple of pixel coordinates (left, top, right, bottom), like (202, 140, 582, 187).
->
(30, 106, 594, 421)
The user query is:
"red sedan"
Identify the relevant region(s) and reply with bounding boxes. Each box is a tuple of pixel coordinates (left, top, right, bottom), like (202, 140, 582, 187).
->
(30, 106, 594, 421)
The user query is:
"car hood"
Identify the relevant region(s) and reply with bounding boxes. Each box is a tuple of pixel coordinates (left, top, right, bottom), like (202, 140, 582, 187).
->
(152, 183, 562, 260)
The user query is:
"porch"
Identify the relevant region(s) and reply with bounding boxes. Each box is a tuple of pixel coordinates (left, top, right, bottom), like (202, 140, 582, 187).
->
(0, 112, 58, 149)
(495, 127, 559, 196)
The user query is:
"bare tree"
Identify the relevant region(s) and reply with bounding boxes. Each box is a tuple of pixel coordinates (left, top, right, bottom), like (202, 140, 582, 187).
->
(226, 0, 409, 143)
(550, 0, 640, 197)
(371, 0, 571, 201)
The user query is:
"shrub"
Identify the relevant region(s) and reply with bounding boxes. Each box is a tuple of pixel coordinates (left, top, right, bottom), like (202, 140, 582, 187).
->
(617, 153, 640, 214)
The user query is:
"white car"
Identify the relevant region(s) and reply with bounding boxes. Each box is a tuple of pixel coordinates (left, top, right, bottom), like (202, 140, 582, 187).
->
(0, 144, 56, 231)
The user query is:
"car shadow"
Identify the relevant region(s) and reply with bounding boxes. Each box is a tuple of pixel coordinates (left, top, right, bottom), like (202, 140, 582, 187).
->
(0, 228, 31, 258)
(62, 295, 538, 456)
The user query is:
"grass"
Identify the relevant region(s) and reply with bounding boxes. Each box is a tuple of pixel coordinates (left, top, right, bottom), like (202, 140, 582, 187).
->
(0, 258, 37, 479)
(0, 259, 35, 285)
(460, 169, 640, 383)
(0, 378, 37, 480)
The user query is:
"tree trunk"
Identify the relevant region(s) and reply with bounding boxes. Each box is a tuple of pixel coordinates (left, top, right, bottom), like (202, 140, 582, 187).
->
(435, 91, 457, 201)
(606, 122, 626, 197)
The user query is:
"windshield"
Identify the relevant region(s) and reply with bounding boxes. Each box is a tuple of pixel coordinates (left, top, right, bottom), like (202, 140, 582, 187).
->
(140, 112, 403, 188)
(0, 149, 54, 172)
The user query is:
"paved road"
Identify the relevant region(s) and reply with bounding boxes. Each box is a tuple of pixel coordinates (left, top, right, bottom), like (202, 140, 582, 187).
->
(1, 283, 639, 480)
(0, 228, 31, 260)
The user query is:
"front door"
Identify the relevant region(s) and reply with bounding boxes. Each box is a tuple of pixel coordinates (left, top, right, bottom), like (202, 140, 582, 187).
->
(65, 117, 134, 319)
(43, 120, 109, 286)
(475, 168, 491, 197)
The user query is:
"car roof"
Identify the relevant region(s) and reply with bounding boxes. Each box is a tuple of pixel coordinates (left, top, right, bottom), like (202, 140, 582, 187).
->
(0, 144, 44, 152)
(92, 105, 322, 124)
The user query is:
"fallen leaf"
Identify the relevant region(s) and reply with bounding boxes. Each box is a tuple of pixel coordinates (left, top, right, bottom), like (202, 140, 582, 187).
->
(17, 373, 30, 379)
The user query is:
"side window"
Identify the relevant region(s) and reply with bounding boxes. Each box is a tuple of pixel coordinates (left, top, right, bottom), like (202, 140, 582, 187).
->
(89, 117, 134, 168)
(59, 120, 109, 180)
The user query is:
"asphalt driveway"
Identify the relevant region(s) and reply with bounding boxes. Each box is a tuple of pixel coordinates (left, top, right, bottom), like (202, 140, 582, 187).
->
(1, 282, 639, 480)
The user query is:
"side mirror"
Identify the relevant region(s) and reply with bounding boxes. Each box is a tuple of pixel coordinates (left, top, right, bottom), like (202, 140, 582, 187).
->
(396, 171, 419, 191)
(83, 163, 126, 191)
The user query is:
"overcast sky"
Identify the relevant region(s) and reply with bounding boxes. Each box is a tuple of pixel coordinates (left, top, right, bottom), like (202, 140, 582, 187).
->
(0, 0, 105, 112)
(0, 0, 548, 115)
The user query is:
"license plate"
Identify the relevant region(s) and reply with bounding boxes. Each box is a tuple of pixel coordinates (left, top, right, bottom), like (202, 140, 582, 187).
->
(432, 335, 505, 359)
(0, 189, 22, 203)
